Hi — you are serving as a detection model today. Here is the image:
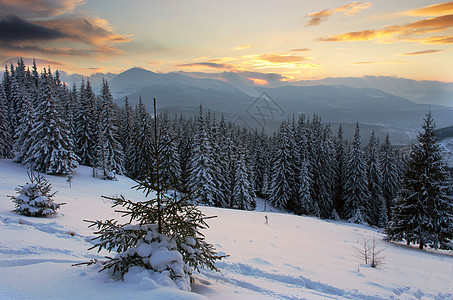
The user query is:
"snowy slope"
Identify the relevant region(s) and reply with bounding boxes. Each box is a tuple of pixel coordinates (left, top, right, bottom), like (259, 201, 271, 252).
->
(0, 160, 452, 299)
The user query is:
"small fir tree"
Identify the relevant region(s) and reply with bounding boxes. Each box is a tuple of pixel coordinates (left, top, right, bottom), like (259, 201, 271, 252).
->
(10, 171, 64, 217)
(84, 99, 225, 288)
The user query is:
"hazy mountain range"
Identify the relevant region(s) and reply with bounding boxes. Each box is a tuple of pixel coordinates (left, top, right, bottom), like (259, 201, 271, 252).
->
(59, 68, 453, 145)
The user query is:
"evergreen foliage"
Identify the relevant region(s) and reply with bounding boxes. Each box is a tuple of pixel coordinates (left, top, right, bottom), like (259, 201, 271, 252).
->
(93, 79, 124, 178)
(380, 134, 400, 220)
(343, 123, 370, 224)
(386, 112, 453, 250)
(24, 71, 78, 175)
(367, 131, 387, 227)
(269, 121, 295, 209)
(10, 171, 64, 217)
(85, 99, 224, 287)
(0, 84, 13, 158)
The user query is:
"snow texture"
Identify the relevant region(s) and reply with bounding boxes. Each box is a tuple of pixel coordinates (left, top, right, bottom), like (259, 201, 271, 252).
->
(0, 159, 452, 299)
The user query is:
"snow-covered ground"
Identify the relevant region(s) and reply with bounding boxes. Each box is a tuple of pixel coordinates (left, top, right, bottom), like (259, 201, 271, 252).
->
(0, 159, 452, 299)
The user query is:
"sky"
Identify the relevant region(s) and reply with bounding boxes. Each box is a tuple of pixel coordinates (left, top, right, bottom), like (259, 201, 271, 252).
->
(0, 0, 452, 83)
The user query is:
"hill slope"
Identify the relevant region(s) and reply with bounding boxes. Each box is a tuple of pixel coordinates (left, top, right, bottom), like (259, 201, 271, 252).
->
(0, 160, 452, 299)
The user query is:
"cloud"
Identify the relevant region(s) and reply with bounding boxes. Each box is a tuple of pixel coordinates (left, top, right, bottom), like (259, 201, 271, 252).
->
(177, 62, 234, 70)
(0, 1, 131, 59)
(0, 15, 63, 42)
(401, 49, 444, 55)
(1, 57, 64, 67)
(406, 1, 453, 16)
(306, 2, 371, 26)
(289, 48, 310, 52)
(414, 35, 453, 43)
(233, 45, 251, 51)
(319, 14, 453, 43)
(352, 60, 410, 64)
(0, 0, 85, 18)
(258, 53, 311, 63)
(36, 17, 131, 46)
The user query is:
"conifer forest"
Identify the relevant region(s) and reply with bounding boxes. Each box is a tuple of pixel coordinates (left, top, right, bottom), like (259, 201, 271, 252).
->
(1, 59, 452, 249)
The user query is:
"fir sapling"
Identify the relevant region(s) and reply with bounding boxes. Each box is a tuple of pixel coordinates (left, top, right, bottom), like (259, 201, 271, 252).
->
(9, 171, 65, 217)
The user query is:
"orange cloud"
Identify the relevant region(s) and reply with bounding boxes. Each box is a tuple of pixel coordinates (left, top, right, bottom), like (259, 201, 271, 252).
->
(259, 53, 311, 63)
(406, 1, 453, 16)
(401, 49, 443, 55)
(289, 48, 310, 52)
(413, 35, 453, 43)
(247, 78, 269, 85)
(306, 2, 371, 26)
(320, 14, 453, 43)
(233, 45, 251, 51)
(352, 60, 410, 64)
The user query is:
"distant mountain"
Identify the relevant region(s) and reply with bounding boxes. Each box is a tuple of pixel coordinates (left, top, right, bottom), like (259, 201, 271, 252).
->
(435, 126, 453, 140)
(56, 67, 453, 145)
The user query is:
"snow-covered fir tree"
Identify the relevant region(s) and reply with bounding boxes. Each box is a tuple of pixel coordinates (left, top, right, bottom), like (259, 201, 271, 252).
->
(269, 120, 295, 209)
(127, 97, 153, 179)
(333, 125, 346, 217)
(386, 112, 453, 250)
(94, 79, 124, 178)
(380, 133, 400, 220)
(232, 151, 256, 211)
(298, 159, 319, 216)
(119, 96, 134, 174)
(12, 91, 35, 163)
(188, 106, 217, 205)
(24, 70, 78, 175)
(159, 111, 181, 188)
(74, 79, 98, 166)
(308, 115, 334, 218)
(367, 131, 387, 227)
(10, 171, 64, 217)
(0, 84, 13, 158)
(343, 122, 370, 224)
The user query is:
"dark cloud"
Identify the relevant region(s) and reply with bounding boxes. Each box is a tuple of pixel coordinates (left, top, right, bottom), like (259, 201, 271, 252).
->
(177, 62, 233, 69)
(0, 15, 63, 42)
(0, 0, 84, 18)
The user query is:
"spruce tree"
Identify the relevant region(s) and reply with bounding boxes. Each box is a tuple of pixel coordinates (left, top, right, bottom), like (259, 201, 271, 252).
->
(94, 79, 124, 178)
(24, 70, 78, 175)
(269, 121, 294, 209)
(386, 112, 453, 250)
(367, 131, 387, 227)
(334, 125, 346, 217)
(188, 106, 217, 205)
(0, 84, 13, 158)
(232, 152, 256, 211)
(74, 79, 97, 166)
(343, 122, 370, 224)
(380, 134, 400, 220)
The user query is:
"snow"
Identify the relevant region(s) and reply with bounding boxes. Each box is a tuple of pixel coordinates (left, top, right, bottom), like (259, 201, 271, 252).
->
(0, 159, 452, 299)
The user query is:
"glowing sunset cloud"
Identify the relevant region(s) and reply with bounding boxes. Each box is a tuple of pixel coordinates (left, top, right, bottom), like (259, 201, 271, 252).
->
(406, 1, 453, 16)
(247, 77, 269, 85)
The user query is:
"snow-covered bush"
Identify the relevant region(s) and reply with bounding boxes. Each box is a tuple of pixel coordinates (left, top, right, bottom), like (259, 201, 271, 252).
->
(9, 171, 64, 217)
(89, 223, 192, 291)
